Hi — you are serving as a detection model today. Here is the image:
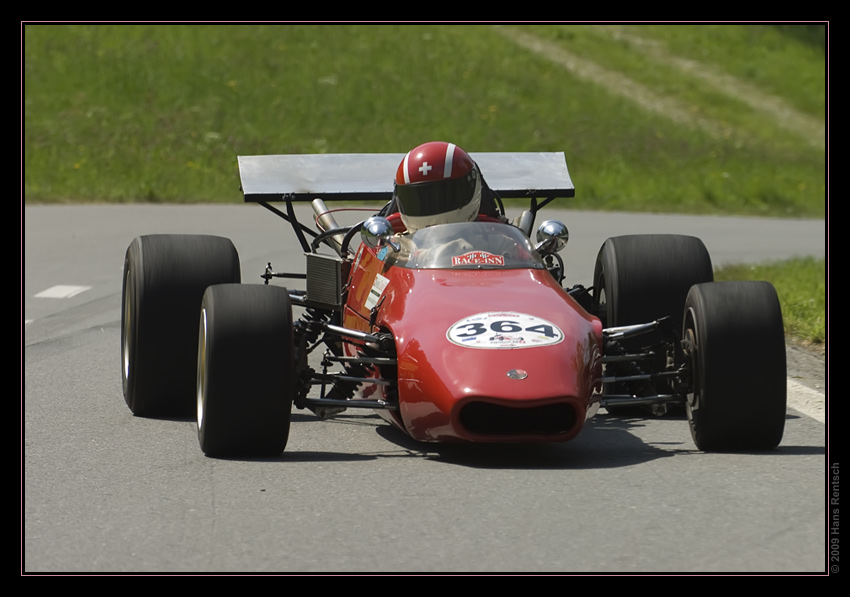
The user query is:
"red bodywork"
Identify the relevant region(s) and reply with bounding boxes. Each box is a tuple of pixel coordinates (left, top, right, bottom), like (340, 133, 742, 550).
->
(343, 245, 604, 443)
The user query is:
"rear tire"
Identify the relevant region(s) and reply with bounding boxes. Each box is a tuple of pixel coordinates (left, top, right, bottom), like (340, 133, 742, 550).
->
(197, 284, 295, 457)
(121, 234, 241, 417)
(683, 281, 786, 451)
(593, 235, 713, 414)
(593, 234, 713, 330)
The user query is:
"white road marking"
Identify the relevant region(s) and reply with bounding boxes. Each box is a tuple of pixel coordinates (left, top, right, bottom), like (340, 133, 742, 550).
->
(34, 285, 91, 299)
(787, 379, 826, 423)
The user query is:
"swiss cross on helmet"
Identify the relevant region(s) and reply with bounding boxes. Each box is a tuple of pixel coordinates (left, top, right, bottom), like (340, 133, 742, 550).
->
(394, 141, 482, 231)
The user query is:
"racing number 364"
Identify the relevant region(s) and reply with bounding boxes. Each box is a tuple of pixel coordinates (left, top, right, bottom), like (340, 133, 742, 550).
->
(447, 313, 565, 349)
(454, 320, 559, 338)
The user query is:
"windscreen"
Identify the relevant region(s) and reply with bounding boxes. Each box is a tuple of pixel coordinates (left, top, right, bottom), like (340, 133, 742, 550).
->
(380, 222, 545, 270)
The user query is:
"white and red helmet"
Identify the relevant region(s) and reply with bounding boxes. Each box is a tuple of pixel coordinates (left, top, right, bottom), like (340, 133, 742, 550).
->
(394, 141, 482, 231)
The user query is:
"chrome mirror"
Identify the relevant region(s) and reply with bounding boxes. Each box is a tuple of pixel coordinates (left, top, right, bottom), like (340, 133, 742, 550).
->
(361, 216, 400, 252)
(535, 220, 569, 254)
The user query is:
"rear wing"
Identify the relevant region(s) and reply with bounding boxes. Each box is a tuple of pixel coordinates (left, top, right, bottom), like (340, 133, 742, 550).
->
(237, 152, 574, 203)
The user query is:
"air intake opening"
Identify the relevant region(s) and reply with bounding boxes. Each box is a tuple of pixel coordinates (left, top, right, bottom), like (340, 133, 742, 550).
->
(459, 401, 578, 436)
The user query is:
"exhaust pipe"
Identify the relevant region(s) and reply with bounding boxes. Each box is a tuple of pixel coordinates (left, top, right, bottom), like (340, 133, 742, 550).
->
(312, 198, 346, 253)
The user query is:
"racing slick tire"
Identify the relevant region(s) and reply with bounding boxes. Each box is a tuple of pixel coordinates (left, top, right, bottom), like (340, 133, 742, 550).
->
(121, 234, 241, 417)
(593, 235, 713, 414)
(593, 234, 714, 330)
(196, 284, 294, 457)
(682, 281, 786, 451)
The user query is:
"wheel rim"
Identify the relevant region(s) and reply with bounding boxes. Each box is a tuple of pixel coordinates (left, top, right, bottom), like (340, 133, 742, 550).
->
(122, 268, 132, 385)
(682, 311, 701, 422)
(196, 307, 208, 429)
(595, 273, 608, 327)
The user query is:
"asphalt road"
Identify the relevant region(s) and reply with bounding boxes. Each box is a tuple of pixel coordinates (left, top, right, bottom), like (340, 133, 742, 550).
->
(23, 204, 827, 574)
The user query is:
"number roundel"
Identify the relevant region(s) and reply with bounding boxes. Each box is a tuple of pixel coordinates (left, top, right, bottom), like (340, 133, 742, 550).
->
(447, 312, 564, 349)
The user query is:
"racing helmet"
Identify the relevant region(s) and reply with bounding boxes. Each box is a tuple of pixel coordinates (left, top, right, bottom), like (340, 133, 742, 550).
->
(394, 141, 482, 231)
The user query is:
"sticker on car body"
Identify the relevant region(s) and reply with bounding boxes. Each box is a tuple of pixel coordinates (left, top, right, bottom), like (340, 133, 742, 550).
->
(451, 251, 505, 267)
(447, 312, 564, 349)
(365, 274, 389, 310)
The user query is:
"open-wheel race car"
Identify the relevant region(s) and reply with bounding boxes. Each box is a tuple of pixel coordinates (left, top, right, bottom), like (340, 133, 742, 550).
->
(120, 143, 787, 457)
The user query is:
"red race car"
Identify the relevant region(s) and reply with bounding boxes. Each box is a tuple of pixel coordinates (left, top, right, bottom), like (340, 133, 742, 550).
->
(120, 146, 787, 457)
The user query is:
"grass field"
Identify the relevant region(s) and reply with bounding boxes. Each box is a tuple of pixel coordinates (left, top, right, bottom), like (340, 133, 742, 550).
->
(22, 23, 827, 346)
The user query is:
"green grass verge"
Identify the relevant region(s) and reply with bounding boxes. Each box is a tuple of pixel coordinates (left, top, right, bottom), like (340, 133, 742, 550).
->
(24, 24, 825, 215)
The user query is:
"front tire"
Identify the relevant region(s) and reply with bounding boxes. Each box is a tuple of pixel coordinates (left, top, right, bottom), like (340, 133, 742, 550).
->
(197, 284, 295, 457)
(683, 281, 786, 451)
(121, 234, 241, 417)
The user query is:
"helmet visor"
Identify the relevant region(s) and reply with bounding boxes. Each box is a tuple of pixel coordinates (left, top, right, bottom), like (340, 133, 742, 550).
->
(396, 171, 478, 218)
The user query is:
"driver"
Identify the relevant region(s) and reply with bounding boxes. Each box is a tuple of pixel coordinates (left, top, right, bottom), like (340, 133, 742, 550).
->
(376, 142, 525, 266)
(380, 141, 506, 232)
